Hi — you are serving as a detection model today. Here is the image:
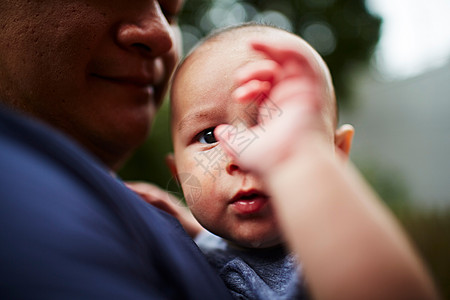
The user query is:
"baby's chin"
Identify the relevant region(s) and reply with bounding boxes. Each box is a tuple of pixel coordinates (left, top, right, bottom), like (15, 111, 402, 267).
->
(226, 235, 284, 250)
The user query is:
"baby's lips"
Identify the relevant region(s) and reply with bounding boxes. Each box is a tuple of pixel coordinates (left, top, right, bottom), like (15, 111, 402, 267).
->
(230, 189, 269, 203)
(229, 189, 269, 215)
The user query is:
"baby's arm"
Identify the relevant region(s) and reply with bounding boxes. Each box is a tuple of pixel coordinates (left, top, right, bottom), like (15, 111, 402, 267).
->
(126, 181, 203, 238)
(216, 41, 439, 300)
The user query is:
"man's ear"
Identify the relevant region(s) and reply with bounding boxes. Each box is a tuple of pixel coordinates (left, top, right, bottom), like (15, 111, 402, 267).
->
(334, 124, 354, 158)
(165, 153, 179, 181)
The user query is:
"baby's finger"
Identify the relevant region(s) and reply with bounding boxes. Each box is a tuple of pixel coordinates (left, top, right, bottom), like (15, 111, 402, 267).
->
(214, 124, 242, 162)
(215, 103, 307, 175)
(214, 124, 262, 170)
(233, 80, 271, 103)
(235, 59, 279, 85)
(270, 77, 320, 107)
(250, 40, 304, 63)
(250, 41, 319, 83)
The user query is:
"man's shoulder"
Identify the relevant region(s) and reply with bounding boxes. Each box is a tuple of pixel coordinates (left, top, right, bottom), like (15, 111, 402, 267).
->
(0, 103, 175, 259)
(0, 104, 109, 176)
(0, 104, 196, 253)
(0, 106, 233, 299)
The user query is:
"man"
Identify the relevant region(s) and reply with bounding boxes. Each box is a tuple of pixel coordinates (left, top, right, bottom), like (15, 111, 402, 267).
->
(1, 0, 177, 170)
(0, 0, 232, 298)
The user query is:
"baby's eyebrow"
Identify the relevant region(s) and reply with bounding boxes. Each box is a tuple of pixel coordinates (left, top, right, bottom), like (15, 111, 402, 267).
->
(177, 111, 211, 132)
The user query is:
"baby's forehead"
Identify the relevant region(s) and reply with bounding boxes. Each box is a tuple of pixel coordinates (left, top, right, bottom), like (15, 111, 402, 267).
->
(174, 38, 262, 88)
(181, 27, 315, 79)
(197, 27, 299, 57)
(178, 29, 295, 80)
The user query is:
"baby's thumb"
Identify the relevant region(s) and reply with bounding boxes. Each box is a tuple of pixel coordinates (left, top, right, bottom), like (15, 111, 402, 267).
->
(215, 122, 287, 175)
(215, 124, 241, 160)
(214, 124, 258, 170)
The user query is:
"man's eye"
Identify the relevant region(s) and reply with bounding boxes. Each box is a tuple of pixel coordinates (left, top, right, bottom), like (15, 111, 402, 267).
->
(197, 127, 217, 144)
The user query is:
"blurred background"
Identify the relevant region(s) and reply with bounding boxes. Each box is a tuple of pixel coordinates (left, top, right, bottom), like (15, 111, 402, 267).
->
(120, 0, 450, 296)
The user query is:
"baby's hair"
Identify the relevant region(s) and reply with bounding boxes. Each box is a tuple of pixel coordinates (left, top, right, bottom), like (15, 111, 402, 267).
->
(200, 22, 288, 44)
(178, 22, 288, 72)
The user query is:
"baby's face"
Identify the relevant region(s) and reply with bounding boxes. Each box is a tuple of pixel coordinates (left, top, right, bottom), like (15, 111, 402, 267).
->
(170, 41, 282, 248)
(170, 28, 340, 248)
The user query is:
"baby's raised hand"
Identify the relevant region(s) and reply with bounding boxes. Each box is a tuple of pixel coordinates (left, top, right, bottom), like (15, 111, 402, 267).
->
(215, 40, 330, 176)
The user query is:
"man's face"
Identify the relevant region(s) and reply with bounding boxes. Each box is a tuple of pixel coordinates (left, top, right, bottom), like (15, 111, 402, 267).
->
(170, 42, 283, 249)
(0, 0, 183, 169)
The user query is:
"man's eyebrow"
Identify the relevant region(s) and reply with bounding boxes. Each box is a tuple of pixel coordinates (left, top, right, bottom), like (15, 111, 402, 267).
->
(177, 111, 211, 132)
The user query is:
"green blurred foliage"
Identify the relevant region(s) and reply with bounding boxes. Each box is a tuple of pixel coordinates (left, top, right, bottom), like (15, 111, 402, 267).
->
(397, 209, 450, 299)
(357, 161, 411, 212)
(357, 159, 450, 297)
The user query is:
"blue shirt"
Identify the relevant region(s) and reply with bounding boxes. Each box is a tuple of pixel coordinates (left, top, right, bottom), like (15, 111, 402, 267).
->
(196, 232, 309, 300)
(0, 105, 232, 299)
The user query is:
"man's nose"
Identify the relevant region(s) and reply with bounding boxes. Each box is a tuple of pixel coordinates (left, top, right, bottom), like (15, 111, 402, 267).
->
(116, 2, 174, 58)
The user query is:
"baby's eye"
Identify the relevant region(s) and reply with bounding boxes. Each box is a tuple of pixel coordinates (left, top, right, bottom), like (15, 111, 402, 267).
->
(197, 127, 218, 144)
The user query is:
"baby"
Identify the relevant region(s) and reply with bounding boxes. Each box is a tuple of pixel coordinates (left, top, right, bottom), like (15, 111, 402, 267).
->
(166, 23, 354, 299)
(128, 22, 438, 300)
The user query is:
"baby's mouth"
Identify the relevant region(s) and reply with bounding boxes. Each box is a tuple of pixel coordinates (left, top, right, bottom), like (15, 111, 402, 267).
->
(230, 190, 269, 215)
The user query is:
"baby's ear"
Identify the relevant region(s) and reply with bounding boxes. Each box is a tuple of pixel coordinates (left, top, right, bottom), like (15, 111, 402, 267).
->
(334, 124, 354, 158)
(165, 153, 179, 180)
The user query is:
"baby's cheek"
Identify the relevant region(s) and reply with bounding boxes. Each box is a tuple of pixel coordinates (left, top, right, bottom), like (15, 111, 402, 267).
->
(176, 172, 202, 207)
(187, 194, 222, 233)
(192, 147, 230, 179)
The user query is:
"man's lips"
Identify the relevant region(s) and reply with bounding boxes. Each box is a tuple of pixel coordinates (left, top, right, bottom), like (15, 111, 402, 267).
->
(229, 189, 269, 215)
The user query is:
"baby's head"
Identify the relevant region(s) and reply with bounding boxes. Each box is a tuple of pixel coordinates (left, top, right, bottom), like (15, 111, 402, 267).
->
(168, 24, 353, 248)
